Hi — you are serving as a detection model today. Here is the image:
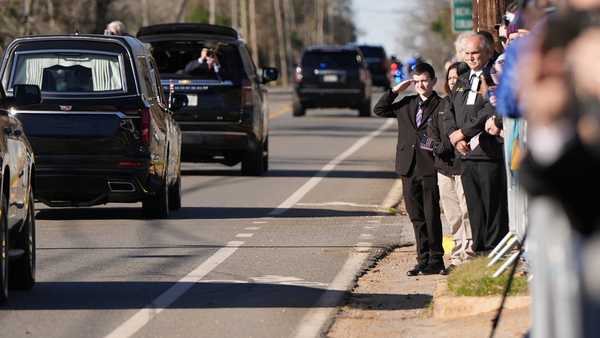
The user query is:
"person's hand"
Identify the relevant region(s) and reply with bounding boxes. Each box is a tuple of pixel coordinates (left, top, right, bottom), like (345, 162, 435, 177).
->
(449, 129, 465, 146)
(479, 75, 489, 95)
(392, 79, 413, 94)
(485, 116, 501, 136)
(455, 140, 470, 155)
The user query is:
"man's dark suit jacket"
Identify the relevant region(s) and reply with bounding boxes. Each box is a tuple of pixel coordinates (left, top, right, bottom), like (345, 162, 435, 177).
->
(443, 73, 503, 161)
(374, 90, 442, 177)
(184, 60, 221, 80)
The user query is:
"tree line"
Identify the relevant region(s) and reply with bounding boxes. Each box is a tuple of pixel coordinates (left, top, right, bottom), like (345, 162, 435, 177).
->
(0, 0, 358, 85)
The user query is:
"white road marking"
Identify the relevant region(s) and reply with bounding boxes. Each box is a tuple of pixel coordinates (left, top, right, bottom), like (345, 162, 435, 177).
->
(235, 233, 254, 238)
(104, 241, 245, 338)
(367, 220, 381, 224)
(381, 178, 404, 209)
(359, 233, 374, 239)
(364, 226, 376, 230)
(250, 275, 328, 288)
(292, 251, 370, 338)
(104, 119, 393, 338)
(296, 201, 381, 209)
(354, 242, 373, 253)
(245, 226, 261, 230)
(269, 119, 394, 216)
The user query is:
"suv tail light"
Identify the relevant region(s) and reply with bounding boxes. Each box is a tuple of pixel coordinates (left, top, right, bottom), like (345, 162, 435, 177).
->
(241, 80, 253, 109)
(295, 66, 303, 82)
(140, 107, 151, 145)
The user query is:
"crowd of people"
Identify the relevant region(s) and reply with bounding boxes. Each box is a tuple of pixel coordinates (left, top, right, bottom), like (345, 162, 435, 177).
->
(376, 0, 598, 276)
(378, 0, 600, 335)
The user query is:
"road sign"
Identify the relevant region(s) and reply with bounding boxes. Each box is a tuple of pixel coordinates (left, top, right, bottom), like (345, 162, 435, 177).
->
(453, 0, 473, 32)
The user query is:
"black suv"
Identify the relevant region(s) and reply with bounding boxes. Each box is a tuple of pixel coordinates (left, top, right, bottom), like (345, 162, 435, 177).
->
(355, 45, 390, 89)
(0, 35, 183, 218)
(137, 23, 279, 176)
(293, 46, 372, 117)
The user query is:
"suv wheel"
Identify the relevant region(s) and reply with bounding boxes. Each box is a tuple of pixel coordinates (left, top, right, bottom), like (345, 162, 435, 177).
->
(242, 140, 265, 176)
(0, 194, 8, 302)
(358, 98, 372, 117)
(293, 101, 306, 117)
(10, 189, 35, 290)
(142, 179, 170, 219)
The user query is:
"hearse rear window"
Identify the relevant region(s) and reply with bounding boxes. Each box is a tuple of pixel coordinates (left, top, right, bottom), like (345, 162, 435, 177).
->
(10, 51, 125, 93)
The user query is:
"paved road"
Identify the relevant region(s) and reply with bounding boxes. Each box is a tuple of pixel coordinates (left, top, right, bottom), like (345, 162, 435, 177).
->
(0, 91, 414, 338)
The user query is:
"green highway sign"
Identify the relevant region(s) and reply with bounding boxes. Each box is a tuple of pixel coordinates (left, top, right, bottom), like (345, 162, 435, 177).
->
(453, 0, 473, 32)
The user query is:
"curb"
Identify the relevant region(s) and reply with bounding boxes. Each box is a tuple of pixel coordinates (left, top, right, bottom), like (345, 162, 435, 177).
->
(432, 280, 530, 320)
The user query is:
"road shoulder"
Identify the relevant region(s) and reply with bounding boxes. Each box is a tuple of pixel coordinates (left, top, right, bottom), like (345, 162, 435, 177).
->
(327, 245, 530, 338)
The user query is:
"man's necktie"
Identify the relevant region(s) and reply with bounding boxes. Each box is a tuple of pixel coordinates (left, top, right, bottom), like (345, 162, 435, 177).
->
(416, 102, 423, 127)
(470, 73, 480, 92)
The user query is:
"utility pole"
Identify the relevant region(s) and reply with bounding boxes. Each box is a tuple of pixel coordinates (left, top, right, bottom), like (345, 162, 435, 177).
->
(209, 0, 216, 24)
(249, 0, 259, 65)
(231, 0, 239, 31)
(273, 0, 288, 85)
(472, 0, 509, 33)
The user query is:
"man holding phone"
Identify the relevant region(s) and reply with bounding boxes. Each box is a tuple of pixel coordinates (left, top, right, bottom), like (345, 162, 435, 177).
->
(374, 62, 447, 276)
(184, 48, 222, 79)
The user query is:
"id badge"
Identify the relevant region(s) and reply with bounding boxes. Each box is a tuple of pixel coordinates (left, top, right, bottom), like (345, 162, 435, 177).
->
(419, 133, 433, 151)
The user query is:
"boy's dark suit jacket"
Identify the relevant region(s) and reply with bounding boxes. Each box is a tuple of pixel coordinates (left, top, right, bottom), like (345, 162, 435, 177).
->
(374, 90, 442, 177)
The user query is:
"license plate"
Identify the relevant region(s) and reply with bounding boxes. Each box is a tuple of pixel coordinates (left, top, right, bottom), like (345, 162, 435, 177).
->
(323, 74, 339, 83)
(186, 94, 198, 106)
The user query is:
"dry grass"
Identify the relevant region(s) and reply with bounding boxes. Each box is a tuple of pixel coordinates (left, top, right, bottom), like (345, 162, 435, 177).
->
(447, 257, 528, 297)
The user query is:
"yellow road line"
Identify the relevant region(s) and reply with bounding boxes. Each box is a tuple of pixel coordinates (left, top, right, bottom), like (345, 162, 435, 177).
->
(269, 103, 292, 119)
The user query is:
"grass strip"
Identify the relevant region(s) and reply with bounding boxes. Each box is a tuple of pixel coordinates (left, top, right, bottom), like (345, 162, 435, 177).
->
(447, 257, 528, 297)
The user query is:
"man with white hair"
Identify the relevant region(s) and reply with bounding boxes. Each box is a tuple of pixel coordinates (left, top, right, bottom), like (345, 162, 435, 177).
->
(104, 21, 128, 36)
(443, 32, 509, 254)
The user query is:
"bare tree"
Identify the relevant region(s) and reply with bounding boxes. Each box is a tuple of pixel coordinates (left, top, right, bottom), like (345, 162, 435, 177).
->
(209, 0, 215, 24)
(249, 0, 258, 64)
(240, 0, 248, 40)
(142, 0, 149, 26)
(230, 0, 238, 31)
(315, 0, 324, 44)
(282, 0, 294, 68)
(175, 0, 188, 23)
(273, 0, 288, 85)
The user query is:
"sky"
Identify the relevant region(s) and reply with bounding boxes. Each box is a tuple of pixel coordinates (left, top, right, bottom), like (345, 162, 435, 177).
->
(353, 0, 417, 59)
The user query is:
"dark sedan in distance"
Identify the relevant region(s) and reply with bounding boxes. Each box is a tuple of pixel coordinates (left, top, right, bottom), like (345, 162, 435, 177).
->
(0, 34, 183, 218)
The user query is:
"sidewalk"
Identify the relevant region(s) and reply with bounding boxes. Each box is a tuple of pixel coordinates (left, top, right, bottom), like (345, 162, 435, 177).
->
(327, 244, 530, 338)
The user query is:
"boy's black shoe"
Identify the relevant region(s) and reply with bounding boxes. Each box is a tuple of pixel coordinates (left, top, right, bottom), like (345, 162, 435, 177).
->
(406, 263, 427, 276)
(421, 263, 448, 275)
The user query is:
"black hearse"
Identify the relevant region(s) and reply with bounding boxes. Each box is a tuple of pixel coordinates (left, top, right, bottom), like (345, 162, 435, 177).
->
(0, 35, 182, 218)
